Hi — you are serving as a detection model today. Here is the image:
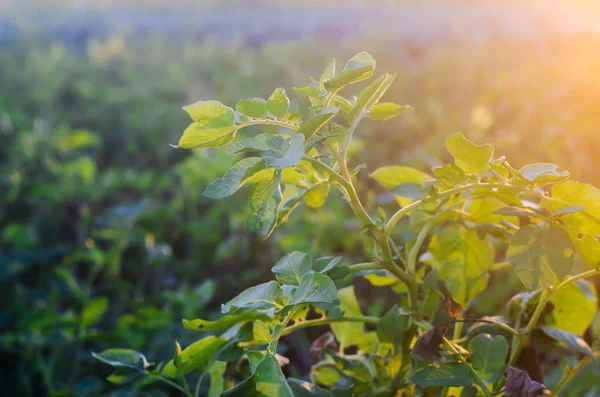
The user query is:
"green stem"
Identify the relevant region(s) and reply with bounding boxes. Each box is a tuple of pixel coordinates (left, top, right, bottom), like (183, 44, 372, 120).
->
(384, 183, 538, 237)
(549, 354, 599, 397)
(470, 367, 493, 397)
(509, 288, 551, 366)
(553, 268, 600, 295)
(146, 373, 193, 397)
(302, 156, 375, 227)
(281, 315, 380, 336)
(349, 262, 385, 273)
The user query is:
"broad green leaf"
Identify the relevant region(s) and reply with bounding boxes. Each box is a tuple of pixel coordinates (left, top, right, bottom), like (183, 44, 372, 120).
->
(92, 349, 148, 371)
(331, 287, 365, 350)
(253, 320, 272, 343)
(271, 251, 312, 286)
(179, 101, 237, 149)
(370, 165, 432, 206)
(262, 134, 305, 170)
(247, 172, 283, 239)
(370, 166, 432, 189)
(518, 163, 569, 184)
(429, 226, 494, 304)
(255, 355, 294, 397)
(349, 73, 396, 124)
(304, 184, 330, 208)
(541, 327, 594, 358)
(410, 362, 473, 387)
(203, 157, 265, 199)
(267, 88, 290, 118)
(237, 98, 267, 118)
(223, 134, 287, 155)
(367, 102, 412, 120)
(468, 334, 508, 373)
(183, 311, 272, 332)
(208, 361, 228, 397)
(547, 280, 597, 335)
(376, 305, 408, 346)
(80, 296, 108, 328)
(446, 132, 494, 175)
(245, 349, 268, 373)
(290, 273, 338, 306)
(162, 335, 226, 376)
(507, 225, 574, 291)
(549, 181, 600, 266)
(324, 52, 376, 92)
(298, 107, 339, 139)
(314, 256, 343, 274)
(432, 164, 465, 185)
(222, 281, 283, 313)
(288, 378, 333, 397)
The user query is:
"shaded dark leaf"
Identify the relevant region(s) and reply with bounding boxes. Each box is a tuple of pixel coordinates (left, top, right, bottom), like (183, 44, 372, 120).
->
(505, 366, 546, 397)
(412, 324, 450, 360)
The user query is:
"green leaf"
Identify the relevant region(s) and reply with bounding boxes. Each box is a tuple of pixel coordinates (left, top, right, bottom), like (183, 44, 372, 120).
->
(203, 157, 265, 199)
(304, 184, 330, 208)
(548, 181, 600, 266)
(247, 172, 283, 239)
(223, 134, 287, 155)
(376, 305, 408, 346)
(507, 225, 574, 291)
(367, 102, 412, 120)
(370, 165, 432, 206)
(174, 341, 183, 369)
(179, 101, 237, 149)
(410, 362, 473, 387)
(290, 273, 338, 306)
(432, 164, 465, 185)
(541, 327, 595, 359)
(267, 88, 290, 118)
(349, 73, 396, 124)
(92, 349, 148, 371)
(162, 335, 226, 377)
(518, 163, 569, 184)
(208, 361, 228, 397)
(548, 280, 597, 335)
(221, 375, 258, 397)
(183, 311, 272, 332)
(253, 320, 272, 343)
(314, 256, 343, 274)
(288, 378, 333, 397)
(468, 334, 508, 373)
(446, 132, 494, 175)
(331, 287, 365, 350)
(324, 52, 376, 92)
(320, 60, 336, 89)
(80, 297, 108, 328)
(237, 98, 268, 118)
(255, 355, 294, 397)
(271, 251, 312, 286)
(429, 226, 494, 304)
(262, 134, 305, 170)
(222, 281, 283, 314)
(298, 107, 339, 139)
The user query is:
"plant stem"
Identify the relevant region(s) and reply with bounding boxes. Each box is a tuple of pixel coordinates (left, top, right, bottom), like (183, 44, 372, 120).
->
(349, 262, 385, 273)
(146, 373, 193, 397)
(469, 366, 493, 397)
(509, 288, 551, 366)
(281, 315, 380, 336)
(553, 268, 600, 295)
(549, 354, 599, 397)
(302, 156, 375, 227)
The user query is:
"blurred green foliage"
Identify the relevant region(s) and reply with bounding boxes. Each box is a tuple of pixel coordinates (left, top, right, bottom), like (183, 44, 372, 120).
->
(2, 23, 600, 396)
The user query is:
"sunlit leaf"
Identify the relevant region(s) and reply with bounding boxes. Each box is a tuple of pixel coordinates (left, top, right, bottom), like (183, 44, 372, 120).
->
(267, 88, 290, 118)
(237, 98, 268, 118)
(179, 101, 237, 148)
(222, 281, 283, 314)
(271, 251, 312, 286)
(203, 157, 265, 199)
(324, 52, 376, 92)
(162, 335, 226, 377)
(446, 132, 494, 175)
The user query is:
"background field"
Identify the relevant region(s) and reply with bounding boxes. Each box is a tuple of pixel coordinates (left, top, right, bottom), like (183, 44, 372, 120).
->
(2, 1, 600, 395)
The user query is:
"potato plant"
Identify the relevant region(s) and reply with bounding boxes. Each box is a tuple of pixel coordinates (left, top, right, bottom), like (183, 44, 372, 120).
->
(95, 52, 600, 396)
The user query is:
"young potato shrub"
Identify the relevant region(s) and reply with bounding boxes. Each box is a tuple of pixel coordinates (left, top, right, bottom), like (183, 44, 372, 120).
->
(95, 52, 600, 396)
